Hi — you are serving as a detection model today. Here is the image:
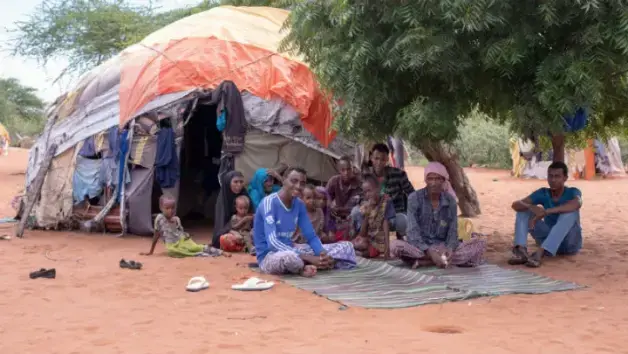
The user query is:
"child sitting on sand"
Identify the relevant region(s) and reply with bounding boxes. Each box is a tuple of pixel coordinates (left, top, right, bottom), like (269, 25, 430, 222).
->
(351, 174, 394, 259)
(314, 186, 335, 243)
(220, 195, 254, 254)
(292, 185, 326, 244)
(141, 195, 225, 257)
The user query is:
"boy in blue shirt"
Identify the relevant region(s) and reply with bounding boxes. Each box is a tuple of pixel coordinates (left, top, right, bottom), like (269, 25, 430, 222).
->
(253, 167, 357, 277)
(510, 161, 583, 267)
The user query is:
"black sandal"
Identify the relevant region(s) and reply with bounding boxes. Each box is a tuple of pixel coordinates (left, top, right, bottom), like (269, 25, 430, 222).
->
(508, 246, 528, 265)
(120, 259, 142, 270)
(29, 268, 56, 279)
(525, 251, 543, 268)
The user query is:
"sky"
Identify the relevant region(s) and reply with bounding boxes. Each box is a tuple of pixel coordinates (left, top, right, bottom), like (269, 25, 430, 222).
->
(0, 0, 201, 103)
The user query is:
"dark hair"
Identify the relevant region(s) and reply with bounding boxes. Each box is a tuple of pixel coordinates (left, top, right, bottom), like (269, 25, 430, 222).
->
(548, 161, 568, 176)
(338, 155, 352, 165)
(371, 143, 390, 155)
(283, 166, 307, 178)
(303, 184, 316, 193)
(361, 173, 380, 187)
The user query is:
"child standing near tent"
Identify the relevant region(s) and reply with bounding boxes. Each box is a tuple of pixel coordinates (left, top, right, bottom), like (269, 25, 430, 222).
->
(351, 174, 394, 259)
(220, 195, 254, 254)
(141, 195, 225, 258)
(292, 185, 327, 244)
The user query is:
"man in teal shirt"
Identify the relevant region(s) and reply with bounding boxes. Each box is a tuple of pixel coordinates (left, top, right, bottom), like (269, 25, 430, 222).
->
(510, 161, 583, 267)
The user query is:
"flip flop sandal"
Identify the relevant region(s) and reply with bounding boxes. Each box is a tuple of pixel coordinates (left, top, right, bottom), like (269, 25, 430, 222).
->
(248, 262, 259, 268)
(120, 259, 142, 270)
(29, 268, 56, 279)
(231, 277, 275, 291)
(186, 276, 210, 292)
(508, 247, 528, 265)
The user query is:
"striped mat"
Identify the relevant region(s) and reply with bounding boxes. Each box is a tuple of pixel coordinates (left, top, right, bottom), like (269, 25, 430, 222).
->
(279, 258, 584, 309)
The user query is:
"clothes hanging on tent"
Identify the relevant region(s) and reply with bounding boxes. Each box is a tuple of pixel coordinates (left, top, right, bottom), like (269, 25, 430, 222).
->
(78, 136, 97, 157)
(73, 156, 103, 204)
(155, 127, 180, 188)
(208, 81, 247, 154)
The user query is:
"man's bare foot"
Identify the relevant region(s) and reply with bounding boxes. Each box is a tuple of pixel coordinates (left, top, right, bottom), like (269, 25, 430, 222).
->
(300, 265, 317, 277)
(412, 260, 420, 269)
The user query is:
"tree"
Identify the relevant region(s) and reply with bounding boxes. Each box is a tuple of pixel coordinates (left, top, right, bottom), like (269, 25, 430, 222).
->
(0, 78, 46, 140)
(280, 0, 628, 216)
(8, 0, 219, 81)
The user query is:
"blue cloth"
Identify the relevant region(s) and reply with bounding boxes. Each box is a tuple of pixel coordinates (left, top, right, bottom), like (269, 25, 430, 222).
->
(78, 136, 97, 157)
(247, 168, 280, 209)
(216, 110, 226, 132)
(528, 187, 582, 228)
(563, 107, 587, 133)
(73, 156, 103, 203)
(515, 211, 582, 255)
(253, 193, 325, 263)
(106, 126, 120, 158)
(116, 129, 130, 201)
(155, 128, 180, 189)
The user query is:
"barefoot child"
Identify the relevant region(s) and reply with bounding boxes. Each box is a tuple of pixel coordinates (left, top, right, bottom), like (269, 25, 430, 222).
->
(141, 195, 225, 257)
(292, 185, 326, 244)
(220, 195, 254, 253)
(351, 174, 394, 259)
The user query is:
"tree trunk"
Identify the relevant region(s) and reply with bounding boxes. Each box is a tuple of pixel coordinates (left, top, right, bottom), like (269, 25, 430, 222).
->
(15, 143, 58, 238)
(551, 134, 565, 163)
(418, 141, 481, 217)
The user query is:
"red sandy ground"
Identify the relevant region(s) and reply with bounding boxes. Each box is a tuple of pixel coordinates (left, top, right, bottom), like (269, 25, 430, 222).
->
(1, 148, 627, 354)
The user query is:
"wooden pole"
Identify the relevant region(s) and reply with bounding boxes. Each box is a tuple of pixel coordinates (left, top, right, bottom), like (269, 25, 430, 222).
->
(15, 143, 58, 238)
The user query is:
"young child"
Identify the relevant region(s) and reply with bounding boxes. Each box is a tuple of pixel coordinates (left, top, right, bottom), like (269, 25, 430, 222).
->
(314, 186, 336, 243)
(351, 174, 395, 259)
(220, 195, 254, 253)
(141, 195, 225, 257)
(292, 185, 326, 244)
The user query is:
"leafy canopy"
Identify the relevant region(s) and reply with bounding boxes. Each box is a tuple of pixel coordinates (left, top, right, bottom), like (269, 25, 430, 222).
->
(8, 0, 219, 81)
(281, 0, 628, 144)
(0, 78, 46, 139)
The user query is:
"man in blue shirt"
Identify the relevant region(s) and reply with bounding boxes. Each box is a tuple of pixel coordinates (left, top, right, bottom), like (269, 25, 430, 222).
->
(510, 161, 583, 267)
(254, 167, 356, 277)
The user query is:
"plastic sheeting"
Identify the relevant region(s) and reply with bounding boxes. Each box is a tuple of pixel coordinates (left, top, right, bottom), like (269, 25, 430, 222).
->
(235, 128, 338, 183)
(125, 166, 155, 236)
(117, 6, 334, 147)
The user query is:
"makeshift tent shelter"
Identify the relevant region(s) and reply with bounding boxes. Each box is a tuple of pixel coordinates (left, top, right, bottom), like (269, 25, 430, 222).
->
(510, 137, 625, 180)
(22, 6, 354, 235)
(0, 122, 9, 156)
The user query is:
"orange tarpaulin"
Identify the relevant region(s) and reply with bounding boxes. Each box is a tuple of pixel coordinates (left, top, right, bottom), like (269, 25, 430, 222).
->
(118, 6, 335, 147)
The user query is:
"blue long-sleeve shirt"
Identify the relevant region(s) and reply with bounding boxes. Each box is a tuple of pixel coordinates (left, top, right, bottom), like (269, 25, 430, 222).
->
(253, 193, 325, 263)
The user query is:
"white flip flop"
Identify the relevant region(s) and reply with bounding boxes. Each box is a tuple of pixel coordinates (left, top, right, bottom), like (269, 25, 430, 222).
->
(231, 277, 275, 291)
(186, 276, 210, 292)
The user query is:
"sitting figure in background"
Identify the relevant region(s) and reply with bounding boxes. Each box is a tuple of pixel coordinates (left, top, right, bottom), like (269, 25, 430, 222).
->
(141, 195, 225, 258)
(390, 162, 486, 268)
(509, 161, 583, 268)
(350, 174, 394, 259)
(314, 186, 336, 243)
(292, 185, 327, 244)
(248, 167, 283, 209)
(221, 195, 254, 254)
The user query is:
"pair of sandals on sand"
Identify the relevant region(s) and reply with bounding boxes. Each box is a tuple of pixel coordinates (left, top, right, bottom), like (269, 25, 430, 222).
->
(186, 276, 275, 292)
(508, 246, 544, 268)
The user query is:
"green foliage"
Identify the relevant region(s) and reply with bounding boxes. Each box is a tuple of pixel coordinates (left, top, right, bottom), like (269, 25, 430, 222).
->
(0, 78, 46, 141)
(220, 0, 292, 6)
(453, 112, 512, 169)
(281, 1, 628, 145)
(8, 0, 220, 81)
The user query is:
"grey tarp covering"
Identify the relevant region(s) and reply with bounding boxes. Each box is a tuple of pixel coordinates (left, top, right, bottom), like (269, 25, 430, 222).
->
(26, 89, 196, 188)
(125, 166, 155, 236)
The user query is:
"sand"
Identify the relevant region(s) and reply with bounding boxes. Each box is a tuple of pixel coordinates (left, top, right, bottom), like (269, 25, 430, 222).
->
(1, 148, 628, 354)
